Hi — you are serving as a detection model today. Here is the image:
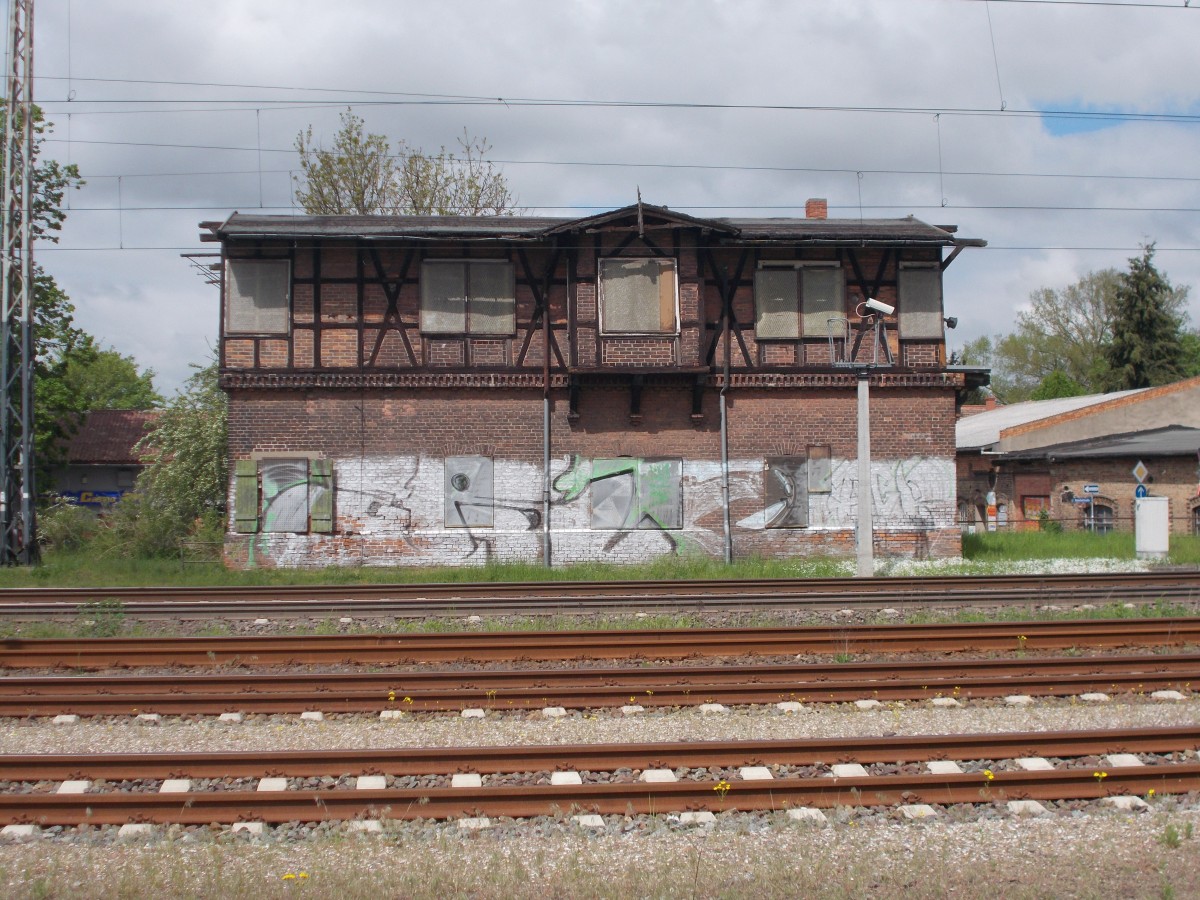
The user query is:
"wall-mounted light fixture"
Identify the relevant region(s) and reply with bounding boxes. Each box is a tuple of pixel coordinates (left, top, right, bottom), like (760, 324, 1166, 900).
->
(944, 316, 958, 329)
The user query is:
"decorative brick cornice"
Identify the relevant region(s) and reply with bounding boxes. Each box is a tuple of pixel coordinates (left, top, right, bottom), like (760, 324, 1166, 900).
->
(220, 372, 571, 391)
(710, 371, 966, 389)
(221, 369, 965, 392)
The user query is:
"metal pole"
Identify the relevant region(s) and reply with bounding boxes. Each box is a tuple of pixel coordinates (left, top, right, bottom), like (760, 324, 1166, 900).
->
(855, 369, 873, 577)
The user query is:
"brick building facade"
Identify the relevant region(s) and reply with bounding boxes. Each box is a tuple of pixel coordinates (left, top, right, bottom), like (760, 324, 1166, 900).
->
(202, 202, 985, 568)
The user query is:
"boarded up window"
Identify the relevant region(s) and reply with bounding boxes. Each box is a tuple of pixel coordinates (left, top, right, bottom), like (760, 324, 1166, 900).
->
(420, 261, 515, 334)
(765, 457, 809, 528)
(807, 444, 832, 493)
(260, 459, 311, 533)
(898, 266, 943, 338)
(754, 268, 799, 339)
(445, 456, 494, 528)
(234, 457, 334, 534)
(226, 259, 290, 334)
(590, 458, 682, 529)
(599, 258, 677, 334)
(801, 266, 845, 337)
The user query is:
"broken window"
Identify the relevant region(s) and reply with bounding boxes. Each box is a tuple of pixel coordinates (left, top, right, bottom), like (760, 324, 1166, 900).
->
(754, 264, 844, 339)
(233, 457, 333, 534)
(898, 264, 944, 338)
(589, 458, 682, 529)
(599, 258, 677, 334)
(445, 456, 494, 528)
(225, 259, 290, 334)
(419, 260, 516, 335)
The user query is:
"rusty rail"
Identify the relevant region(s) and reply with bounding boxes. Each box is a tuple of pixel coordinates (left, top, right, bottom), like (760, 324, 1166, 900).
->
(0, 570, 1196, 619)
(2, 652, 1197, 714)
(5, 617, 1200, 668)
(2, 726, 1197, 781)
(3, 727, 1199, 825)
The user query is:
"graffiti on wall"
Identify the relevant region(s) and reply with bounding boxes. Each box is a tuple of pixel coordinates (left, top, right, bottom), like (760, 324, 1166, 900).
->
(764, 457, 808, 528)
(237, 452, 953, 567)
(261, 459, 314, 532)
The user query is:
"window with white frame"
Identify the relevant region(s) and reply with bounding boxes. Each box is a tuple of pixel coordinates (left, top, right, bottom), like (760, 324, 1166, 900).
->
(754, 264, 844, 339)
(599, 258, 678, 334)
(420, 260, 516, 335)
(898, 263, 944, 338)
(225, 259, 290, 334)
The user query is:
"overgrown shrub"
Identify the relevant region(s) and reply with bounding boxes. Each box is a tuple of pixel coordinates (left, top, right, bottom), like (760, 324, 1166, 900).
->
(37, 495, 99, 552)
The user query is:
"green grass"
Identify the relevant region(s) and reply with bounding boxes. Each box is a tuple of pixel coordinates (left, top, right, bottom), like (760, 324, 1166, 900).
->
(0, 530, 1196, 591)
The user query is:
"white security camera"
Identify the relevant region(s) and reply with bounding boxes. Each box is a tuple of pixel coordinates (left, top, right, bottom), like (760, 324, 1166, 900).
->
(864, 298, 895, 315)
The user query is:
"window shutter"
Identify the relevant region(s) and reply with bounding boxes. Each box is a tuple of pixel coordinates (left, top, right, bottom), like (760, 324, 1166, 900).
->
(233, 459, 259, 533)
(754, 268, 800, 339)
(309, 458, 334, 533)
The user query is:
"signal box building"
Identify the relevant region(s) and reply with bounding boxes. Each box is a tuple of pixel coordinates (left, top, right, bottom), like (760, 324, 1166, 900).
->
(200, 201, 985, 568)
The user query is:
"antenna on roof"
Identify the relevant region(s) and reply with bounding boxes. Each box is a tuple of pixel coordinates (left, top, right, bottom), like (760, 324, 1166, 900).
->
(636, 187, 644, 239)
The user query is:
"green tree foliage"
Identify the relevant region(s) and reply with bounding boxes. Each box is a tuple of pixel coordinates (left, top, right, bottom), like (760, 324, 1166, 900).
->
(294, 110, 518, 215)
(98, 361, 226, 557)
(1030, 369, 1086, 401)
(991, 270, 1119, 401)
(58, 336, 161, 411)
(1104, 245, 1190, 391)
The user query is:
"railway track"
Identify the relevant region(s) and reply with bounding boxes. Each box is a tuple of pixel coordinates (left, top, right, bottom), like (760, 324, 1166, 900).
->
(1, 570, 1197, 618)
(6, 617, 1200, 668)
(3, 727, 1197, 826)
(3, 652, 1197, 715)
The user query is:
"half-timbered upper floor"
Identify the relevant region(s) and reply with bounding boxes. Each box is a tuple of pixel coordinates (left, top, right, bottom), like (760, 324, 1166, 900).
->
(200, 202, 985, 384)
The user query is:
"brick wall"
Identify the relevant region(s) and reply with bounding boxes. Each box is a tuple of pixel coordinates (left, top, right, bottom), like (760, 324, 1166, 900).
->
(225, 384, 960, 567)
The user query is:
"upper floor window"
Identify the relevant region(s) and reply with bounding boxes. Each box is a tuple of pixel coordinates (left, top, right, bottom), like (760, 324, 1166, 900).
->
(898, 264, 944, 339)
(226, 259, 290, 334)
(420, 260, 516, 335)
(754, 264, 844, 340)
(599, 258, 677, 334)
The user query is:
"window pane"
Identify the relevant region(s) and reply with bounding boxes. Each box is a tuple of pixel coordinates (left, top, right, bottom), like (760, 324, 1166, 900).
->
(467, 263, 516, 335)
(801, 267, 844, 337)
(600, 259, 676, 333)
(754, 268, 799, 339)
(420, 262, 468, 333)
(898, 267, 943, 338)
(226, 260, 290, 334)
(590, 458, 681, 529)
(260, 458, 309, 533)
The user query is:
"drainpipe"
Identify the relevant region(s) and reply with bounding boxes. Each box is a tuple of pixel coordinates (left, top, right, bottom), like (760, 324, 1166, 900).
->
(542, 262, 552, 568)
(719, 268, 733, 565)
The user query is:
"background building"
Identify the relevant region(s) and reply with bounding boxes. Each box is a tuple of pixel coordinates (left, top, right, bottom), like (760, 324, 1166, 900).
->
(51, 409, 158, 510)
(204, 201, 984, 568)
(956, 376, 1200, 534)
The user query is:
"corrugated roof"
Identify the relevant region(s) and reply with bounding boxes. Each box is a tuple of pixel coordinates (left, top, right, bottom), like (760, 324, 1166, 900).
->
(955, 390, 1147, 451)
(66, 409, 160, 465)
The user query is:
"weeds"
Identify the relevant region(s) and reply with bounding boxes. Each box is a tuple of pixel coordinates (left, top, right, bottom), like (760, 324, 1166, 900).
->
(76, 598, 126, 637)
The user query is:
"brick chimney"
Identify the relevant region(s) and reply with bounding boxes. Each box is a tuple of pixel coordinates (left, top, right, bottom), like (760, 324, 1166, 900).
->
(805, 198, 828, 219)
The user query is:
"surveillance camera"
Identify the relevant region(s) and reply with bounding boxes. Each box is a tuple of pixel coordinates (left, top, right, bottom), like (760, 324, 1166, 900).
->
(864, 298, 895, 316)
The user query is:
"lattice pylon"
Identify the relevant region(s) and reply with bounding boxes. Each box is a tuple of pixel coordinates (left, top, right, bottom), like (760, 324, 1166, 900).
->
(0, 0, 38, 565)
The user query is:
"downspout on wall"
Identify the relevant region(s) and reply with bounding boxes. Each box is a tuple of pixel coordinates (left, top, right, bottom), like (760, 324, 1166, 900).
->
(719, 267, 732, 565)
(542, 258, 553, 567)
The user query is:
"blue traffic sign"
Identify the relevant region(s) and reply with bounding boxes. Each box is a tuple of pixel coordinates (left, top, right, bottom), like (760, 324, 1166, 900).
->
(1135, 484, 1149, 499)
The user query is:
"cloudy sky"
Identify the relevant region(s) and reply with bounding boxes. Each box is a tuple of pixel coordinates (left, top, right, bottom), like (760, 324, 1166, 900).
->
(22, 0, 1200, 393)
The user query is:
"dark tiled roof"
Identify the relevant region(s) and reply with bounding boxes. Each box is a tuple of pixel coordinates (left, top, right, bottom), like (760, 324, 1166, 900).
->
(66, 410, 160, 465)
(205, 205, 984, 248)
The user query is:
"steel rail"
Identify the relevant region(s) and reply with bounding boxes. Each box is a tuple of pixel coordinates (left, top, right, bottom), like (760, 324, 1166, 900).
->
(2, 726, 1196, 781)
(6, 617, 1200, 668)
(5, 766, 1200, 826)
(0, 570, 1196, 618)
(3, 653, 1197, 714)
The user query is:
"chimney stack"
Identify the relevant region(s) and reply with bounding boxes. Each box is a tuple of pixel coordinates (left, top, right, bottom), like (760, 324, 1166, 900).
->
(805, 198, 828, 219)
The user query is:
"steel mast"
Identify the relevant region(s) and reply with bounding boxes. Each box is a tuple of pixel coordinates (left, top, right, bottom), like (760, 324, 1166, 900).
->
(0, 0, 37, 565)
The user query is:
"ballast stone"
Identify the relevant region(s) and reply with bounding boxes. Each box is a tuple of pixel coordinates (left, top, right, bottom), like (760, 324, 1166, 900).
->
(1016, 758, 1055, 771)
(775, 701, 804, 713)
(1104, 796, 1150, 811)
(1079, 692, 1110, 702)
(854, 699, 883, 710)
(52, 714, 79, 726)
(1105, 754, 1144, 768)
(458, 817, 492, 830)
(1152, 690, 1187, 701)
(831, 764, 869, 778)
(620, 705, 645, 715)
(232, 822, 265, 835)
(117, 824, 155, 839)
(542, 707, 568, 718)
(930, 698, 961, 708)
(698, 703, 728, 715)
(348, 820, 383, 832)
(451, 773, 483, 788)
(1007, 800, 1050, 816)
(550, 772, 583, 786)
(787, 808, 828, 824)
(925, 761, 964, 775)
(899, 805, 938, 819)
(159, 779, 192, 793)
(572, 815, 605, 828)
(299, 711, 324, 722)
(356, 775, 387, 790)
(218, 712, 244, 723)
(257, 778, 288, 792)
(57, 780, 90, 795)
(677, 812, 716, 826)
(2, 824, 38, 838)
(461, 708, 486, 719)
(1005, 695, 1034, 706)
